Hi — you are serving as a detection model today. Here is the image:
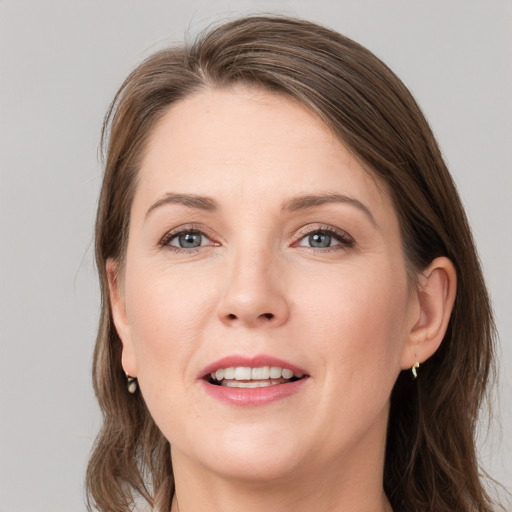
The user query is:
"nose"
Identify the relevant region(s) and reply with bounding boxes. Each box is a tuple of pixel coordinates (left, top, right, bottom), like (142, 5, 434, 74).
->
(216, 247, 290, 328)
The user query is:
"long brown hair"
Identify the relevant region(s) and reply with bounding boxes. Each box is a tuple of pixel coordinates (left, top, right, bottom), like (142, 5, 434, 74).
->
(87, 16, 499, 512)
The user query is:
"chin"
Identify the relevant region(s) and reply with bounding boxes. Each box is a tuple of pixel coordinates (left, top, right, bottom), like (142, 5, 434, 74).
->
(207, 448, 305, 484)
(173, 421, 310, 484)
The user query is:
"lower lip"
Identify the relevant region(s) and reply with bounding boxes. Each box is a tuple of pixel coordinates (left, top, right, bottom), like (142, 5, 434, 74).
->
(200, 378, 309, 407)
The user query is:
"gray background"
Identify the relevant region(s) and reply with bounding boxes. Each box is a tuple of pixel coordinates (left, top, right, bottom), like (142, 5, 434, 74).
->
(1, 1, 510, 510)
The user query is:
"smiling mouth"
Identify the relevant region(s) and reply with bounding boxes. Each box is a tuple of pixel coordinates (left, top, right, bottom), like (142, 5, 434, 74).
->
(207, 366, 306, 388)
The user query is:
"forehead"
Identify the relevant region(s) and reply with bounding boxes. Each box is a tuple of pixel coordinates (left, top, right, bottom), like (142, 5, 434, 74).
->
(135, 86, 394, 222)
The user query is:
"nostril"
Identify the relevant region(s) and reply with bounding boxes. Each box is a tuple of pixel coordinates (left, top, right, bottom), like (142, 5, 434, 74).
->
(223, 311, 277, 323)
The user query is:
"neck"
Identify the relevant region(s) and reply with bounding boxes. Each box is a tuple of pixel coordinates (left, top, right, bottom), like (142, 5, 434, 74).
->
(169, 425, 392, 512)
(171, 476, 392, 512)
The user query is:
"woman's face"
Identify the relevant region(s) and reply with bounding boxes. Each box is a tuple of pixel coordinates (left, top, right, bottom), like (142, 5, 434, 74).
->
(111, 87, 420, 484)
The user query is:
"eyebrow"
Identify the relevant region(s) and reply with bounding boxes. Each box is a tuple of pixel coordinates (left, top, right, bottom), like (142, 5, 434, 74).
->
(145, 193, 219, 219)
(145, 191, 376, 226)
(281, 193, 376, 226)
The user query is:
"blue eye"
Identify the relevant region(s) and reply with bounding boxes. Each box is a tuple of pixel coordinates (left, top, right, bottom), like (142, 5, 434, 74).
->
(308, 232, 334, 248)
(163, 230, 212, 250)
(297, 229, 353, 250)
(173, 232, 202, 248)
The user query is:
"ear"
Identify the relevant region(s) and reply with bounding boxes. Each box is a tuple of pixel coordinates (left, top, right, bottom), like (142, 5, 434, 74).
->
(401, 257, 457, 370)
(106, 259, 138, 377)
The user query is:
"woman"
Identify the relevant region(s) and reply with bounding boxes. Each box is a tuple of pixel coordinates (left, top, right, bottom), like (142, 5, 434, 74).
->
(86, 16, 499, 512)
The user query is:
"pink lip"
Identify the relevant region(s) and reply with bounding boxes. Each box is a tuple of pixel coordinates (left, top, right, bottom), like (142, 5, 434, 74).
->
(200, 378, 309, 407)
(198, 354, 309, 407)
(199, 354, 308, 378)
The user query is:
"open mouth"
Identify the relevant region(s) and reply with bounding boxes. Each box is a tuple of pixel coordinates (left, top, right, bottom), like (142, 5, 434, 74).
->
(206, 366, 307, 388)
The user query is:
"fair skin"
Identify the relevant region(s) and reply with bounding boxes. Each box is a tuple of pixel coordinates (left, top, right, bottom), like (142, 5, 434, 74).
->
(108, 86, 456, 512)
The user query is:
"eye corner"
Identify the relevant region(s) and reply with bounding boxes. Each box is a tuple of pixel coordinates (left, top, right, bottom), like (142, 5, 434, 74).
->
(158, 224, 220, 252)
(292, 224, 355, 251)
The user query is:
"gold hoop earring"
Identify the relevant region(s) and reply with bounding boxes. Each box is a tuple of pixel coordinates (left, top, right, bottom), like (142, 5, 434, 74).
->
(126, 373, 138, 393)
(411, 362, 420, 379)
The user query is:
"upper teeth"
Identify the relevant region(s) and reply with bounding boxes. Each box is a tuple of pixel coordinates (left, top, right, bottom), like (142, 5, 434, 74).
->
(211, 366, 303, 381)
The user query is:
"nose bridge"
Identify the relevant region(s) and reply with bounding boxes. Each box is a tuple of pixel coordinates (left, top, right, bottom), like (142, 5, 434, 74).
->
(217, 238, 289, 327)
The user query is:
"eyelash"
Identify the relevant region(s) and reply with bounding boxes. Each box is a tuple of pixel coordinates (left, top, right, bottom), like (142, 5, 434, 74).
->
(159, 224, 355, 253)
(158, 224, 219, 253)
(293, 225, 355, 252)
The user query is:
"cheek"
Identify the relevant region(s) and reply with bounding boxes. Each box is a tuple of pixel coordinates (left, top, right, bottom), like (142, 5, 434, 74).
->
(122, 265, 218, 437)
(123, 264, 216, 380)
(294, 263, 409, 450)
(300, 262, 409, 378)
